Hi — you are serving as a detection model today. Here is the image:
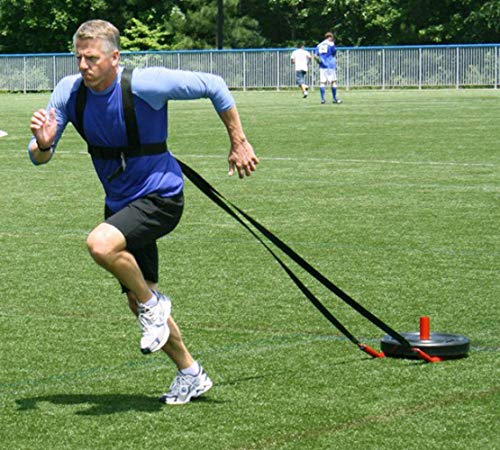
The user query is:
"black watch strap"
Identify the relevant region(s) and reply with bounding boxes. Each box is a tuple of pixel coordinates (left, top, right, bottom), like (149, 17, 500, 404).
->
(37, 141, 52, 152)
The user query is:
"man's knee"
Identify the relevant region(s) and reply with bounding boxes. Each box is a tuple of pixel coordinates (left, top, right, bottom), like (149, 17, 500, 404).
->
(86, 223, 125, 265)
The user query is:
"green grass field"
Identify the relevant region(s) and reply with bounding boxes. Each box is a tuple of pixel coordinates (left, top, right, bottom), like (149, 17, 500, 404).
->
(0, 88, 499, 449)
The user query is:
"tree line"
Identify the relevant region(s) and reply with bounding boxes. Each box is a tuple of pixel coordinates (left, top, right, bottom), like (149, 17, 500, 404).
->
(0, 0, 498, 54)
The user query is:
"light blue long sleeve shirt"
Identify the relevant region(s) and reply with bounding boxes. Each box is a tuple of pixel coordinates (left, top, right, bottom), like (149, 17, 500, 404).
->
(29, 66, 235, 211)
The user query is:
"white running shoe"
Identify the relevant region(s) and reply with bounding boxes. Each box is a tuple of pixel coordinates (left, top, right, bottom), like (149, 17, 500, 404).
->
(159, 367, 213, 405)
(137, 292, 171, 354)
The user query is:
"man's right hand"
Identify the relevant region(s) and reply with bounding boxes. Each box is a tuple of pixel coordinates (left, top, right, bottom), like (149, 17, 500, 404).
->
(30, 107, 57, 150)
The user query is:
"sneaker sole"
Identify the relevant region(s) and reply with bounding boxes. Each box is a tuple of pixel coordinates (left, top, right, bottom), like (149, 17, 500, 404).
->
(140, 297, 172, 355)
(140, 327, 170, 354)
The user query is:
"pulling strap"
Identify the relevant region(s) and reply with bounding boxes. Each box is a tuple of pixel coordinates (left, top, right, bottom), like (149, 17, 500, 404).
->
(176, 159, 413, 354)
(74, 68, 421, 359)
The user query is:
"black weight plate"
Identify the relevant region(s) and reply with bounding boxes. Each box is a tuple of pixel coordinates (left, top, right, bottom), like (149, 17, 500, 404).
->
(381, 332, 470, 358)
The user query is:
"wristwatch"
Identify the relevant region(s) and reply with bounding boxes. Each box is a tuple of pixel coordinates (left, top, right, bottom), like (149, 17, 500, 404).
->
(37, 141, 52, 152)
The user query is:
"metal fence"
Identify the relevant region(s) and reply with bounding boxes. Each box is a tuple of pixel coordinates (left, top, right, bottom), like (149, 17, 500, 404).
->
(0, 44, 498, 92)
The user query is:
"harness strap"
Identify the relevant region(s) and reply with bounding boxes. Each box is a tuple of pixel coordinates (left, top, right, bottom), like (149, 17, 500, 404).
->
(87, 143, 167, 160)
(120, 68, 140, 148)
(177, 159, 413, 351)
(74, 67, 167, 180)
(75, 80, 87, 140)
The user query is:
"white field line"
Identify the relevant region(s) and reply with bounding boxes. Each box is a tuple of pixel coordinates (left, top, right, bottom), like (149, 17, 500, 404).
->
(64, 151, 496, 168)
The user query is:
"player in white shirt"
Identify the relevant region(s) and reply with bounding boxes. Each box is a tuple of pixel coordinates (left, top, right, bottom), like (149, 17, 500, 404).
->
(290, 45, 312, 98)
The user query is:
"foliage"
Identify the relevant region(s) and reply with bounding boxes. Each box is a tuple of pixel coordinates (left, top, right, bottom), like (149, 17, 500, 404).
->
(155, 0, 265, 50)
(0, 0, 498, 53)
(121, 17, 172, 51)
(321, 0, 500, 45)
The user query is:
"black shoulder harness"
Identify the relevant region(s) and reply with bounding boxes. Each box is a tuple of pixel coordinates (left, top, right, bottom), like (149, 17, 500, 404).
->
(74, 67, 167, 181)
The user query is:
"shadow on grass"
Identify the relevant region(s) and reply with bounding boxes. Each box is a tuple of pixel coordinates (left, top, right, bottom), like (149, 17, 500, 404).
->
(14, 357, 359, 415)
(15, 393, 222, 415)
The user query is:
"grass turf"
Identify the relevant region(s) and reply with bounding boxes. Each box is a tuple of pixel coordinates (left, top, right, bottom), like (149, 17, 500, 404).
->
(0, 88, 498, 449)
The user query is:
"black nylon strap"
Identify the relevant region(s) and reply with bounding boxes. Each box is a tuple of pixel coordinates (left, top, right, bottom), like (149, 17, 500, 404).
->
(74, 67, 167, 161)
(88, 143, 167, 159)
(177, 159, 412, 349)
(75, 80, 87, 140)
(177, 160, 360, 345)
(120, 67, 140, 148)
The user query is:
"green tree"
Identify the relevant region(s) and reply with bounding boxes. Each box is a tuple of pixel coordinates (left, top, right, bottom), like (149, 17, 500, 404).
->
(0, 0, 176, 53)
(240, 0, 328, 46)
(242, 0, 500, 46)
(0, 0, 498, 53)
(164, 0, 265, 50)
(0, 0, 76, 53)
(121, 17, 172, 51)
(322, 0, 500, 45)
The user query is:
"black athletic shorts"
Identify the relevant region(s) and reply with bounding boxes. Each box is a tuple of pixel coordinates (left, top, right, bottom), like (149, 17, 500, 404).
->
(104, 192, 184, 292)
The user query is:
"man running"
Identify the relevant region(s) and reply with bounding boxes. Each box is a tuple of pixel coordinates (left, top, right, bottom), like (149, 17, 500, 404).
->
(28, 19, 259, 405)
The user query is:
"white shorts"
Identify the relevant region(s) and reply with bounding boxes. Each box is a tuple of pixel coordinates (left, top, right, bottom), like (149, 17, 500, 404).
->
(320, 68, 337, 84)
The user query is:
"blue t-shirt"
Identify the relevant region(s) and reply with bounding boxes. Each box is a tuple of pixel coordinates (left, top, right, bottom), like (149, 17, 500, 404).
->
(29, 67, 235, 212)
(315, 39, 337, 69)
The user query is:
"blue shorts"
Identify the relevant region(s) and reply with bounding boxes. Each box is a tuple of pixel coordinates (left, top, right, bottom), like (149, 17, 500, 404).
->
(295, 70, 307, 86)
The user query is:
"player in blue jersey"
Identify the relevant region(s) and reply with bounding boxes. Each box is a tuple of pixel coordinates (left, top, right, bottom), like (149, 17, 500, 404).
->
(314, 32, 342, 104)
(28, 20, 259, 405)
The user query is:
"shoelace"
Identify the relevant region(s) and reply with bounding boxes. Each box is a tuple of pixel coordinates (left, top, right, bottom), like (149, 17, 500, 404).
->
(138, 305, 158, 330)
(168, 374, 193, 395)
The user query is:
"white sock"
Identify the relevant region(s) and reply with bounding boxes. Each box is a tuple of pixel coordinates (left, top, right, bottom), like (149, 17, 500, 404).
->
(143, 292, 158, 308)
(180, 361, 200, 376)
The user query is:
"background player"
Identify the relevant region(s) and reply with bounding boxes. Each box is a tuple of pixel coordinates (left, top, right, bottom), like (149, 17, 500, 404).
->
(314, 32, 342, 104)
